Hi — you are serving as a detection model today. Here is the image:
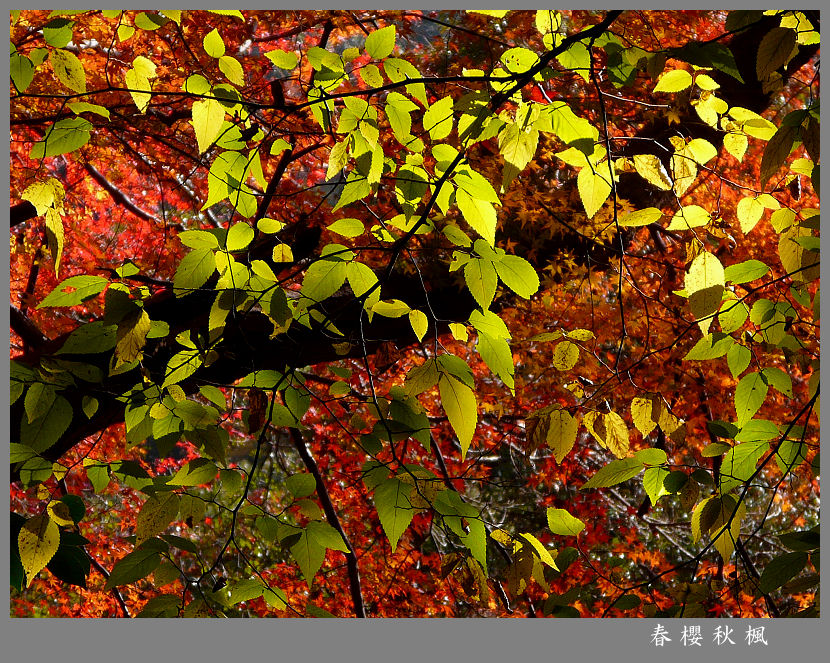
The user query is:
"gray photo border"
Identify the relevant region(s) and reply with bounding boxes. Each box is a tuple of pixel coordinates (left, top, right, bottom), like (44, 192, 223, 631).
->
(3, 1, 824, 662)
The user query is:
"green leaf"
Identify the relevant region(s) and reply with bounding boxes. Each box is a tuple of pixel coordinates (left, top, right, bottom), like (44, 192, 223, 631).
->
(10, 53, 34, 93)
(203, 28, 225, 58)
(167, 458, 217, 486)
(734, 371, 769, 427)
(726, 343, 751, 379)
(138, 594, 181, 617)
(286, 473, 317, 498)
(162, 350, 202, 388)
(734, 419, 779, 442)
(494, 254, 539, 299)
(456, 188, 497, 246)
(20, 395, 73, 454)
(683, 332, 733, 360)
(385, 91, 418, 145)
(423, 95, 454, 141)
(546, 508, 585, 536)
(365, 24, 396, 59)
(179, 229, 219, 249)
(719, 299, 749, 334)
(225, 222, 254, 251)
(642, 467, 670, 505)
(105, 545, 162, 589)
(759, 551, 808, 593)
(760, 123, 798, 188)
(634, 448, 668, 466)
(756, 27, 796, 79)
(724, 259, 769, 284)
(498, 122, 539, 191)
(173, 248, 216, 295)
(24, 382, 56, 423)
(761, 366, 793, 398)
(49, 49, 86, 93)
(464, 259, 498, 310)
(438, 373, 477, 459)
(383, 58, 427, 105)
(135, 493, 180, 546)
(30, 118, 92, 158)
(265, 49, 298, 70)
(307, 520, 349, 552)
(373, 477, 415, 552)
(191, 98, 226, 154)
(580, 457, 644, 490)
(476, 331, 514, 390)
(719, 440, 767, 493)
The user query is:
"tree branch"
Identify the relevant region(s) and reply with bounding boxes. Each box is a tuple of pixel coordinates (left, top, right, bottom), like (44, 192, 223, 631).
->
(289, 428, 366, 617)
(84, 163, 164, 225)
(10, 305, 49, 352)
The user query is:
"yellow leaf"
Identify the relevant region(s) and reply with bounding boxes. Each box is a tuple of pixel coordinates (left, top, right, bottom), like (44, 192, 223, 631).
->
(438, 373, 477, 459)
(694, 73, 719, 90)
(449, 322, 468, 342)
(409, 309, 428, 342)
(115, 309, 151, 364)
(633, 154, 672, 190)
(22, 178, 64, 216)
(125, 69, 152, 113)
(779, 224, 819, 286)
(44, 207, 64, 275)
(50, 49, 86, 93)
(545, 407, 578, 463)
(47, 501, 75, 527)
(666, 205, 710, 231)
(685, 138, 717, 165)
(19, 514, 61, 586)
(630, 393, 661, 437)
(191, 98, 226, 154)
(271, 243, 294, 263)
(709, 496, 746, 561)
(534, 10, 561, 35)
(670, 151, 698, 197)
(577, 167, 612, 219)
(584, 411, 630, 458)
(132, 55, 157, 79)
(723, 132, 748, 162)
(219, 55, 244, 86)
(685, 251, 724, 333)
(654, 69, 692, 93)
(552, 340, 579, 371)
(136, 493, 181, 546)
(619, 207, 663, 227)
(736, 196, 765, 234)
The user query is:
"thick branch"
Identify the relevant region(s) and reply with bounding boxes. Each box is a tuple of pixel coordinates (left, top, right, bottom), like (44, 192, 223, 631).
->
(290, 428, 366, 618)
(10, 305, 49, 352)
(10, 201, 37, 227)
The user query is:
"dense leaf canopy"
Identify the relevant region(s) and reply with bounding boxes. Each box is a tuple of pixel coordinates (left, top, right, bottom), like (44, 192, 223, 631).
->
(10, 9, 819, 618)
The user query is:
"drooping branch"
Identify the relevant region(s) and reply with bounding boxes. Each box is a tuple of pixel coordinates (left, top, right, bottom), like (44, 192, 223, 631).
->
(84, 163, 165, 226)
(10, 304, 49, 352)
(289, 428, 366, 618)
(10, 201, 37, 228)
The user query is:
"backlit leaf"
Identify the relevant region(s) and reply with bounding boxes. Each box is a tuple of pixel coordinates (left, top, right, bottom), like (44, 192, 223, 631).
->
(18, 515, 61, 586)
(438, 373, 477, 459)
